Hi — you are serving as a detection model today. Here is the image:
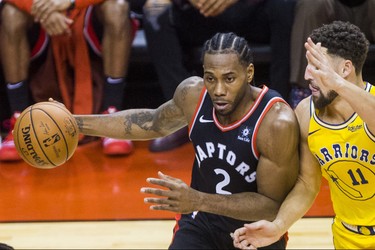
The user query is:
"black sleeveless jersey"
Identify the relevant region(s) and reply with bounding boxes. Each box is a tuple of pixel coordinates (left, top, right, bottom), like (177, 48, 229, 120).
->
(188, 85, 286, 232)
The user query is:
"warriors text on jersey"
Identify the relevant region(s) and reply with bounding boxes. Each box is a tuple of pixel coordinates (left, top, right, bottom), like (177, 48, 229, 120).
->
(308, 82, 375, 226)
(188, 85, 286, 233)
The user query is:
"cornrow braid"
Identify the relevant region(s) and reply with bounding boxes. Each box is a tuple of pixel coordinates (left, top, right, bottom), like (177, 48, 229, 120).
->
(201, 32, 253, 67)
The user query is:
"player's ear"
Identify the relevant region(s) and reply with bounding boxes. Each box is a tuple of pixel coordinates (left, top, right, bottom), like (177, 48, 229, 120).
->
(341, 60, 353, 78)
(247, 64, 254, 84)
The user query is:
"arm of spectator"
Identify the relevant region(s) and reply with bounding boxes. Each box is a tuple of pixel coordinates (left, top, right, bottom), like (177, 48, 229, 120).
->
(32, 0, 104, 22)
(189, 0, 239, 17)
(40, 11, 73, 36)
(32, 0, 71, 22)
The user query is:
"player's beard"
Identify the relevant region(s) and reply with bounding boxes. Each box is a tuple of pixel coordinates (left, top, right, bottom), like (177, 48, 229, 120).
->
(313, 89, 338, 109)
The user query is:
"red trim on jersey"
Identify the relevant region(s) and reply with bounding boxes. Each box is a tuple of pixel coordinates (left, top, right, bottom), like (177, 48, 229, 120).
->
(171, 214, 182, 245)
(30, 29, 49, 60)
(252, 96, 287, 159)
(188, 86, 207, 137)
(283, 232, 289, 248)
(83, 6, 101, 55)
(214, 85, 269, 132)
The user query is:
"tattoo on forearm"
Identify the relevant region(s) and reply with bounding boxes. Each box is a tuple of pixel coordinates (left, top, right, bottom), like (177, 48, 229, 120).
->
(124, 111, 154, 133)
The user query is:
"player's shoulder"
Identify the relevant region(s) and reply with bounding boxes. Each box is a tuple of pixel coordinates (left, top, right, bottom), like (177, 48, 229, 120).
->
(178, 76, 204, 90)
(257, 99, 299, 154)
(294, 96, 311, 127)
(174, 76, 204, 103)
(266, 100, 298, 130)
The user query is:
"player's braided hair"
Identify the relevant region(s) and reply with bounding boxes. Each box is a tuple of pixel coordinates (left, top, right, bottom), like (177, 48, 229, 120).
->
(310, 21, 369, 75)
(201, 32, 253, 67)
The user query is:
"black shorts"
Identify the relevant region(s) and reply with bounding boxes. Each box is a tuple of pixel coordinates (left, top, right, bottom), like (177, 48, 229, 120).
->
(169, 213, 287, 249)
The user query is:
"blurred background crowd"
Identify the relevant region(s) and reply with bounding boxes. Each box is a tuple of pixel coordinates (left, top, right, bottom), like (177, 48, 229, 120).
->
(1, 0, 375, 161)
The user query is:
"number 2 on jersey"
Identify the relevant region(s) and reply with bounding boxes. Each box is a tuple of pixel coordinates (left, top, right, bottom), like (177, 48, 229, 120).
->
(214, 168, 231, 194)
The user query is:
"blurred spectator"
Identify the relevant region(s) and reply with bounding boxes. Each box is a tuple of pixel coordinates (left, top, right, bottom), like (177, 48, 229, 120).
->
(289, 0, 375, 108)
(0, 0, 137, 161)
(142, 0, 296, 152)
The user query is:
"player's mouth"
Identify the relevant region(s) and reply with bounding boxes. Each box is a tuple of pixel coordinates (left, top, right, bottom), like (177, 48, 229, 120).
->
(309, 83, 320, 95)
(213, 101, 229, 112)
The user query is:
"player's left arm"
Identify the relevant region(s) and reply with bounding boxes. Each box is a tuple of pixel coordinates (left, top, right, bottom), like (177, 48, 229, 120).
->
(141, 102, 300, 221)
(305, 37, 375, 133)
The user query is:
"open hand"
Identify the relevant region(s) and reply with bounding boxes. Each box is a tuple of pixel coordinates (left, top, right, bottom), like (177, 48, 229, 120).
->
(305, 37, 345, 92)
(232, 220, 283, 249)
(141, 171, 200, 213)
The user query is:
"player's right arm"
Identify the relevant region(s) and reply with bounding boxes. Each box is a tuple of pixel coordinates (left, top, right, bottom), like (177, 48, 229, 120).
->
(233, 98, 322, 249)
(73, 76, 203, 140)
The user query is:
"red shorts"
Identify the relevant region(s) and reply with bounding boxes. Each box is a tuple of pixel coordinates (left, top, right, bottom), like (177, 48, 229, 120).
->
(30, 5, 139, 60)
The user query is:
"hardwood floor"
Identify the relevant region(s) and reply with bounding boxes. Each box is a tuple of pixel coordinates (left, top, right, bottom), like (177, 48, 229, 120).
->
(0, 218, 334, 249)
(0, 136, 335, 249)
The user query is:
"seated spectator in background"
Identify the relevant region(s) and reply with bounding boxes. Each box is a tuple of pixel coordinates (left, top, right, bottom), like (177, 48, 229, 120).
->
(289, 0, 375, 108)
(0, 0, 137, 161)
(142, 0, 296, 152)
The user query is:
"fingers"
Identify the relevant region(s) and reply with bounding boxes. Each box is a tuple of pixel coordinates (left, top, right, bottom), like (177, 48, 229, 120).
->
(144, 196, 178, 206)
(199, 0, 226, 17)
(141, 192, 180, 212)
(32, 0, 55, 22)
(305, 39, 326, 74)
(146, 177, 176, 190)
(40, 12, 72, 36)
(141, 186, 177, 199)
(235, 239, 256, 250)
(235, 226, 247, 236)
(147, 172, 183, 190)
(244, 222, 261, 230)
(305, 38, 324, 63)
(140, 172, 181, 202)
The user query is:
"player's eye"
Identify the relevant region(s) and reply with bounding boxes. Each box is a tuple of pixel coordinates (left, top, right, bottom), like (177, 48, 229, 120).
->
(226, 76, 235, 83)
(205, 75, 215, 83)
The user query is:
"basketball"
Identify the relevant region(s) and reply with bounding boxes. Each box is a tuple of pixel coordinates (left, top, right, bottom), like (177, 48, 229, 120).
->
(13, 101, 79, 169)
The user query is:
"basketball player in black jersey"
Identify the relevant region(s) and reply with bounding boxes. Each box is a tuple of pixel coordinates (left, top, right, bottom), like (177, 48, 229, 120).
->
(73, 32, 300, 249)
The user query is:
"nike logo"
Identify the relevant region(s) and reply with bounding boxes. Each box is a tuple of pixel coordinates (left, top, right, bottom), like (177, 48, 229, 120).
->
(308, 129, 321, 136)
(199, 115, 214, 123)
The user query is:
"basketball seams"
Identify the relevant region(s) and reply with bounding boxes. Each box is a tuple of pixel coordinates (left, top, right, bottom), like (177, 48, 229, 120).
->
(14, 111, 38, 167)
(34, 102, 78, 156)
(30, 106, 57, 167)
(13, 102, 78, 169)
(33, 106, 74, 164)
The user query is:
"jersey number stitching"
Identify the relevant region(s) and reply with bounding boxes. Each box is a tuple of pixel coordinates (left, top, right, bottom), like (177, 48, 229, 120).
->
(214, 168, 231, 194)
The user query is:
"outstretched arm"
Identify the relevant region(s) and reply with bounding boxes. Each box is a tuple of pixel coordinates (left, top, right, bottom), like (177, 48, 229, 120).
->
(73, 76, 202, 140)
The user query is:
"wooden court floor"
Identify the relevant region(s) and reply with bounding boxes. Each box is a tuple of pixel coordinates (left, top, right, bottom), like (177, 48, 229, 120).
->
(0, 139, 335, 249)
(0, 218, 334, 249)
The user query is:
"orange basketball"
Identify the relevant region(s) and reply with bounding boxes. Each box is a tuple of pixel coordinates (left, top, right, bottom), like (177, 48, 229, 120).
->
(13, 101, 79, 169)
